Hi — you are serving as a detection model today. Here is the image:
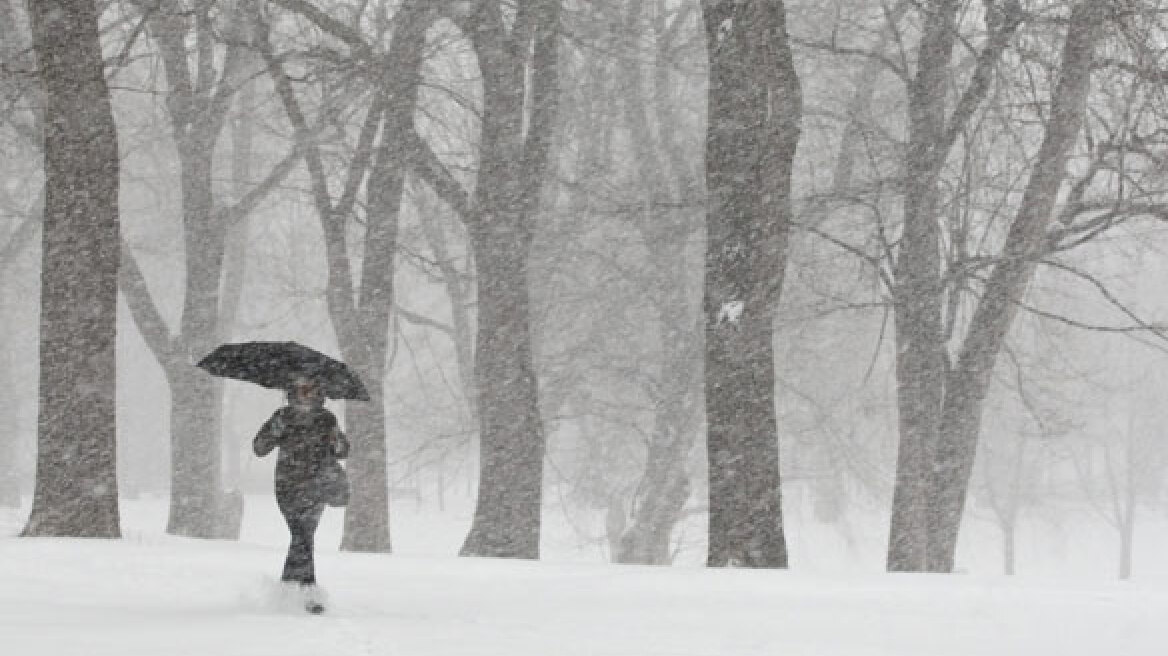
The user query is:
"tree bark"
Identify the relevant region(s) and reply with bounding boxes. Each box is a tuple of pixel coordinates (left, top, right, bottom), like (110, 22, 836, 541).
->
(700, 0, 801, 568)
(460, 230, 546, 558)
(165, 362, 222, 537)
(886, 0, 960, 573)
(22, 0, 121, 538)
(341, 376, 390, 550)
(333, 2, 434, 554)
(456, 0, 560, 560)
(337, 87, 410, 552)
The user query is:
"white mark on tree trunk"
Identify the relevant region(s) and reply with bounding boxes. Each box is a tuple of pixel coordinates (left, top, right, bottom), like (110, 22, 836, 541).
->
(717, 300, 744, 325)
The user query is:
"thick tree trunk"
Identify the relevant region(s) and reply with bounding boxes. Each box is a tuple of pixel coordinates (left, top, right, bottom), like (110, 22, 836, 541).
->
(341, 375, 390, 551)
(165, 147, 228, 538)
(334, 118, 401, 554)
(164, 363, 222, 538)
(700, 0, 800, 569)
(704, 311, 786, 567)
(333, 2, 434, 553)
(926, 1, 1102, 572)
(886, 0, 958, 573)
(22, 0, 121, 538)
(460, 230, 546, 558)
(457, 0, 559, 560)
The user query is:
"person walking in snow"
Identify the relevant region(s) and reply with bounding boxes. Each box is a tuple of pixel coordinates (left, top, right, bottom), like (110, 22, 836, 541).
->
(253, 376, 350, 612)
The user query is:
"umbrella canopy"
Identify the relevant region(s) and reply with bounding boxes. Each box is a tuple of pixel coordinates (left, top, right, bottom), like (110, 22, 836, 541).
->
(197, 341, 370, 401)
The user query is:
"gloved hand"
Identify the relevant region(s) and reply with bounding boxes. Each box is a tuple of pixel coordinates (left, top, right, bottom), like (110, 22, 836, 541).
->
(270, 411, 287, 437)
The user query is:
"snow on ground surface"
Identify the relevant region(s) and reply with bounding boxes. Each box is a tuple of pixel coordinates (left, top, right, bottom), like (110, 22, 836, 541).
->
(1, 496, 1166, 656)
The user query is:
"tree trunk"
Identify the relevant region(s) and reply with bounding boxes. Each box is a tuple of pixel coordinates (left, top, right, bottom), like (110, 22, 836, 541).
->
(333, 112, 402, 555)
(333, 2, 435, 554)
(926, 1, 1103, 572)
(613, 0, 702, 566)
(22, 0, 121, 538)
(700, 0, 800, 569)
(460, 227, 546, 558)
(457, 0, 559, 560)
(214, 56, 259, 541)
(1002, 522, 1016, 575)
(0, 339, 21, 508)
(1119, 506, 1134, 580)
(165, 147, 228, 538)
(256, 3, 428, 553)
(0, 202, 25, 507)
(617, 238, 701, 565)
(341, 375, 390, 551)
(163, 363, 223, 537)
(885, 0, 1025, 572)
(886, 0, 959, 573)
(131, 3, 243, 538)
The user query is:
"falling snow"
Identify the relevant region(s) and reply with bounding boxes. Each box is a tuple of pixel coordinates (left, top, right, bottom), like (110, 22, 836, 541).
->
(2, 0, 1167, 653)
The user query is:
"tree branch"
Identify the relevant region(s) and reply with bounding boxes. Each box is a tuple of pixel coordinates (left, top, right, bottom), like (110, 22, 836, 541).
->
(394, 303, 455, 336)
(269, 0, 375, 61)
(789, 36, 909, 82)
(119, 244, 178, 365)
(937, 0, 1024, 162)
(216, 145, 304, 227)
(405, 128, 474, 222)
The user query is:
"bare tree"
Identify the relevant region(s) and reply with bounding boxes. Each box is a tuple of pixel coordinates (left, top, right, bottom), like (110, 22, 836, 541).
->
(116, 0, 300, 538)
(259, 0, 443, 551)
(798, 0, 1168, 573)
(925, 0, 1106, 571)
(408, 0, 562, 559)
(612, 0, 705, 566)
(700, 0, 801, 568)
(22, 0, 121, 537)
(886, 0, 1024, 572)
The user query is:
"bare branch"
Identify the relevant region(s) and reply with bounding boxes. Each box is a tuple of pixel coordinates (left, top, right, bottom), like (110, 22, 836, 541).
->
(269, 0, 375, 61)
(395, 303, 455, 335)
(405, 128, 474, 221)
(216, 145, 304, 227)
(789, 35, 909, 82)
(119, 244, 178, 365)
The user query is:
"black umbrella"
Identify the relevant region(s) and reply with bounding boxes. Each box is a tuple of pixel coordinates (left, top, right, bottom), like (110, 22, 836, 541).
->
(197, 341, 370, 401)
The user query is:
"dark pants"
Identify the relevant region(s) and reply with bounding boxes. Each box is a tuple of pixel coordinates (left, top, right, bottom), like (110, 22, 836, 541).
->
(277, 488, 325, 585)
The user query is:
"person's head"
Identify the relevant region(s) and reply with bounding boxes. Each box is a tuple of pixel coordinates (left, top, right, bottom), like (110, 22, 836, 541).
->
(288, 377, 324, 408)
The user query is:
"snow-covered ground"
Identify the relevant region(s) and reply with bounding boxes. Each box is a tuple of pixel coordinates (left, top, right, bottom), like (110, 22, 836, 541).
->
(1, 495, 1165, 655)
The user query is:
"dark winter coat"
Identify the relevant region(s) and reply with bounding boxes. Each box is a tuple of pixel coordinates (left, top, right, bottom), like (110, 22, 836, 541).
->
(253, 406, 350, 502)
